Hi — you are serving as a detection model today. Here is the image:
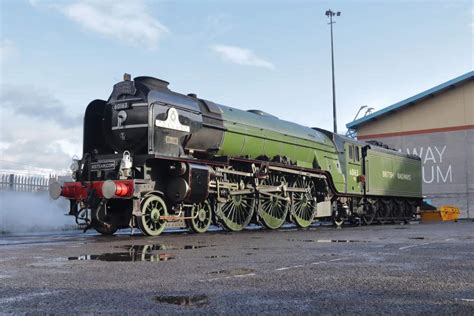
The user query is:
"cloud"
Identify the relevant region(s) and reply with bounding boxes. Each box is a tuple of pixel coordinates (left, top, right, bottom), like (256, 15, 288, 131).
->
(0, 108, 81, 171)
(0, 39, 17, 64)
(0, 86, 82, 170)
(471, 8, 474, 33)
(31, 0, 168, 49)
(212, 45, 275, 70)
(1, 85, 82, 128)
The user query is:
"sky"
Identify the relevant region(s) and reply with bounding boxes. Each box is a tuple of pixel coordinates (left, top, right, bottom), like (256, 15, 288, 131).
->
(0, 0, 472, 171)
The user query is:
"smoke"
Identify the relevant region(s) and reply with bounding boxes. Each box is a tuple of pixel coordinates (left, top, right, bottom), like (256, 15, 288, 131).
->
(0, 191, 75, 234)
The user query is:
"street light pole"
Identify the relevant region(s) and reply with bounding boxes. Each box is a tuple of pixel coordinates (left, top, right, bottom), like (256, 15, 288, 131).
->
(326, 9, 341, 134)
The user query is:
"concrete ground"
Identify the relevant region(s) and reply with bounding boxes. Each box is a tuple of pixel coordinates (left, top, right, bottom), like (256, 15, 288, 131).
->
(0, 221, 473, 315)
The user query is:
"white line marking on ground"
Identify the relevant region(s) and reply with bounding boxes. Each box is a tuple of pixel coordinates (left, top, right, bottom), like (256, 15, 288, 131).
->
(329, 257, 348, 262)
(275, 267, 291, 271)
(457, 298, 474, 302)
(0, 290, 61, 305)
(234, 273, 256, 278)
(399, 242, 430, 250)
(200, 257, 348, 282)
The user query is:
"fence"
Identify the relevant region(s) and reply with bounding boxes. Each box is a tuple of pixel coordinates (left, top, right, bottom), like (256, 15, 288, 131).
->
(0, 173, 53, 192)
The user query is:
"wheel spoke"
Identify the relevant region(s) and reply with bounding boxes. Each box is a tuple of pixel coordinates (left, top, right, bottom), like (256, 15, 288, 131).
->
(257, 174, 289, 229)
(217, 171, 255, 231)
(186, 201, 212, 234)
(291, 177, 315, 228)
(138, 195, 168, 237)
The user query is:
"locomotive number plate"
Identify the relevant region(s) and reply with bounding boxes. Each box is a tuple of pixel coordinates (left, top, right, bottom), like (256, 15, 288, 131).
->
(113, 102, 131, 110)
(90, 160, 116, 171)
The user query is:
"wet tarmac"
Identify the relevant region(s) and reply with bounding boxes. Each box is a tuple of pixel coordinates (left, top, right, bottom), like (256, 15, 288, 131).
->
(154, 294, 209, 306)
(0, 221, 473, 314)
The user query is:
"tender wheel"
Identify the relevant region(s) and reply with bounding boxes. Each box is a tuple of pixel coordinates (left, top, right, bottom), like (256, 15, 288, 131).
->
(138, 195, 168, 236)
(257, 174, 290, 229)
(291, 177, 316, 228)
(217, 173, 256, 232)
(376, 199, 390, 224)
(186, 201, 212, 233)
(361, 202, 376, 225)
(391, 199, 404, 221)
(402, 200, 415, 223)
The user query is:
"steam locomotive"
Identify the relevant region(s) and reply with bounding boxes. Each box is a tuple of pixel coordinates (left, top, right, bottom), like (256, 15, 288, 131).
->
(49, 74, 422, 236)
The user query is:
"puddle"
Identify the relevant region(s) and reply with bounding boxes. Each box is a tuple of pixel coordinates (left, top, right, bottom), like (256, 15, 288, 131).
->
(68, 244, 175, 262)
(68, 243, 214, 262)
(288, 239, 369, 243)
(205, 255, 229, 259)
(154, 294, 209, 306)
(120, 244, 213, 251)
(68, 252, 174, 262)
(208, 268, 256, 275)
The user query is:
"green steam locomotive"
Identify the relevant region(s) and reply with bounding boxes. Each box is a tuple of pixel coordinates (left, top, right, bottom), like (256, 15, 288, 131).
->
(49, 74, 422, 236)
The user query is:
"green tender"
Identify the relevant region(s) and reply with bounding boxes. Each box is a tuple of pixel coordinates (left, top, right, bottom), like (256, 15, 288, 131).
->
(365, 149, 422, 198)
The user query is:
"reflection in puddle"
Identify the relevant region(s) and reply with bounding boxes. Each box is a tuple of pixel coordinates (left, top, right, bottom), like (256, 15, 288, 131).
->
(68, 253, 174, 262)
(68, 243, 214, 262)
(120, 244, 213, 251)
(208, 268, 255, 275)
(287, 239, 369, 243)
(68, 244, 175, 262)
(154, 295, 209, 306)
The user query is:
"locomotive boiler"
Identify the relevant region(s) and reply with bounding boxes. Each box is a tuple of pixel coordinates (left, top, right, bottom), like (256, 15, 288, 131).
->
(49, 74, 422, 236)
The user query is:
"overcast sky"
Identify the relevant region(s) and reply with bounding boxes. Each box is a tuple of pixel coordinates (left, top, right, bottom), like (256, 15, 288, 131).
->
(0, 0, 472, 171)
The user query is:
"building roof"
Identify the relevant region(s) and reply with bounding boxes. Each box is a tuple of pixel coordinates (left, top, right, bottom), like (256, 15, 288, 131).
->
(346, 71, 474, 129)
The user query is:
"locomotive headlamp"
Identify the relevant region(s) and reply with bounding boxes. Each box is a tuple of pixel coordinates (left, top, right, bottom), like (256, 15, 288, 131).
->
(102, 180, 117, 199)
(102, 180, 132, 199)
(48, 181, 62, 200)
(70, 159, 80, 172)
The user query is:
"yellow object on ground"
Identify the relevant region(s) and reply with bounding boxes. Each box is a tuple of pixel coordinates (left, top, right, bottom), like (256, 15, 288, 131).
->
(420, 205, 460, 221)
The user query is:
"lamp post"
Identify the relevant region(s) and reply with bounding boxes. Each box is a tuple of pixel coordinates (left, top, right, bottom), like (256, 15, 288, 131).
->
(325, 9, 341, 134)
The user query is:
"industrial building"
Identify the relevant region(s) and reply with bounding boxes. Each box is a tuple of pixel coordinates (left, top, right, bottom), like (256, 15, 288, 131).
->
(346, 71, 473, 218)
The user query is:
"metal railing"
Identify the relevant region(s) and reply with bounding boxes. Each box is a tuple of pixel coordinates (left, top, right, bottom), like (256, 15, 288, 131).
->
(0, 173, 54, 192)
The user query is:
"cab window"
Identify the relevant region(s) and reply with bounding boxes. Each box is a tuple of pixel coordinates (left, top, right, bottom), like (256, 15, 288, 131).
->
(348, 144, 354, 160)
(355, 146, 360, 162)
